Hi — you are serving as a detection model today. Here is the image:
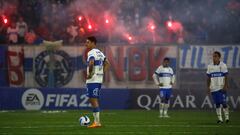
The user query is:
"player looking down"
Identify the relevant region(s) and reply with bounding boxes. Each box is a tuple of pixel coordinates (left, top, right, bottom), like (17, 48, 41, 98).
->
(85, 36, 110, 128)
(207, 51, 229, 124)
(153, 58, 175, 118)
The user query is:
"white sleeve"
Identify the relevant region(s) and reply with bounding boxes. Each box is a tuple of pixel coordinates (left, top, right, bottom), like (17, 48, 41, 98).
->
(152, 67, 160, 85)
(87, 51, 95, 62)
(171, 68, 175, 83)
(222, 64, 228, 75)
(102, 52, 106, 61)
(206, 65, 211, 77)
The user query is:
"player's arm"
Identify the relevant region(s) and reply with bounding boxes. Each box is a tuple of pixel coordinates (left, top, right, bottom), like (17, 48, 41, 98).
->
(103, 58, 110, 72)
(223, 64, 229, 90)
(206, 66, 211, 94)
(171, 75, 175, 85)
(171, 69, 175, 85)
(207, 76, 211, 94)
(87, 59, 94, 79)
(152, 73, 160, 86)
(224, 75, 228, 90)
(152, 69, 162, 86)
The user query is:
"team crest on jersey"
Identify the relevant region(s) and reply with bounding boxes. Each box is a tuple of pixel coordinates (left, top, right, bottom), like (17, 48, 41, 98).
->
(35, 50, 74, 87)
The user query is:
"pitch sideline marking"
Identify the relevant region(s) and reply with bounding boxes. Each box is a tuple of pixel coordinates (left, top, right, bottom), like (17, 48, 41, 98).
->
(1, 124, 240, 129)
(0, 131, 209, 135)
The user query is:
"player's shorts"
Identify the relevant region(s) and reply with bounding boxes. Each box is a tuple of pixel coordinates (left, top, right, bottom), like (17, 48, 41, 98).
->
(211, 90, 227, 105)
(86, 83, 102, 98)
(160, 88, 172, 102)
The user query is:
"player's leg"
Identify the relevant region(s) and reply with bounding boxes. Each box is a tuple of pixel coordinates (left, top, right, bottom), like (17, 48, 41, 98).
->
(159, 89, 165, 117)
(212, 91, 223, 123)
(89, 98, 101, 125)
(221, 90, 229, 123)
(163, 89, 171, 117)
(86, 83, 102, 128)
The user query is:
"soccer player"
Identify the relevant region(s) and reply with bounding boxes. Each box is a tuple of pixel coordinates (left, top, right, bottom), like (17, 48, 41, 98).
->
(207, 51, 229, 124)
(152, 58, 175, 118)
(85, 36, 110, 128)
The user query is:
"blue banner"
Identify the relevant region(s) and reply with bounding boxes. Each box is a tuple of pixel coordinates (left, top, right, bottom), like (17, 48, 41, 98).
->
(0, 88, 129, 110)
(180, 45, 240, 68)
(0, 88, 239, 110)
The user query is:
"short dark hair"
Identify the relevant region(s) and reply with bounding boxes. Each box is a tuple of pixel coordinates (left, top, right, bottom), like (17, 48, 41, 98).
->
(214, 51, 221, 58)
(163, 57, 170, 61)
(87, 36, 97, 44)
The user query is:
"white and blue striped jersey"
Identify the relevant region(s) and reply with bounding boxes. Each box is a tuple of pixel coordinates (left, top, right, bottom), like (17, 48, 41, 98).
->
(206, 61, 228, 92)
(86, 48, 106, 84)
(152, 65, 175, 89)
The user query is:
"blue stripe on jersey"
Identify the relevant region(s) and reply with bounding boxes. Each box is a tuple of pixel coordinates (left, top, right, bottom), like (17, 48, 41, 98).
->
(94, 60, 102, 66)
(88, 56, 94, 61)
(209, 72, 227, 78)
(155, 72, 172, 77)
(87, 56, 95, 63)
(87, 60, 103, 66)
(207, 73, 211, 77)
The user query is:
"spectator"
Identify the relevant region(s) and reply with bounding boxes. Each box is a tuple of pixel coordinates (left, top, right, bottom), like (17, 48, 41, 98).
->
(16, 16, 28, 44)
(7, 22, 18, 44)
(35, 21, 51, 41)
(0, 0, 239, 44)
(25, 29, 36, 45)
(66, 20, 78, 44)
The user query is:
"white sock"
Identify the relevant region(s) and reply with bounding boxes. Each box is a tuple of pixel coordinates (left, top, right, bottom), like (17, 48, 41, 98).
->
(93, 112, 100, 124)
(164, 103, 169, 115)
(93, 112, 97, 123)
(223, 108, 229, 120)
(216, 108, 223, 121)
(159, 103, 164, 116)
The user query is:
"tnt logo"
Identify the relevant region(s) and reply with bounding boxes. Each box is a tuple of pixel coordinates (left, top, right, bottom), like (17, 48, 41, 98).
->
(22, 89, 44, 110)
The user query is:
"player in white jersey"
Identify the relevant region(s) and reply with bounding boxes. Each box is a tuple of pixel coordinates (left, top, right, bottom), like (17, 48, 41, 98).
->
(152, 58, 175, 118)
(85, 36, 110, 128)
(207, 51, 229, 124)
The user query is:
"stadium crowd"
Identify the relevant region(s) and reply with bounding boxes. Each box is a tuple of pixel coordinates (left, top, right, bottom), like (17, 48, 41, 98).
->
(0, 0, 239, 45)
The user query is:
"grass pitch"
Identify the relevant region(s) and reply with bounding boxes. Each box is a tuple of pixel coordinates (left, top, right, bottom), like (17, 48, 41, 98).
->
(0, 110, 240, 135)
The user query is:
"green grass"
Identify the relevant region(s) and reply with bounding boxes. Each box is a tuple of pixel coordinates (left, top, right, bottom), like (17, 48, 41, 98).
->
(0, 110, 240, 135)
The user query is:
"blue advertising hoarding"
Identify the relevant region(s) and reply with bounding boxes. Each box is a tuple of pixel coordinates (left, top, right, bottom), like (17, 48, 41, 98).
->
(0, 88, 239, 110)
(0, 88, 129, 110)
